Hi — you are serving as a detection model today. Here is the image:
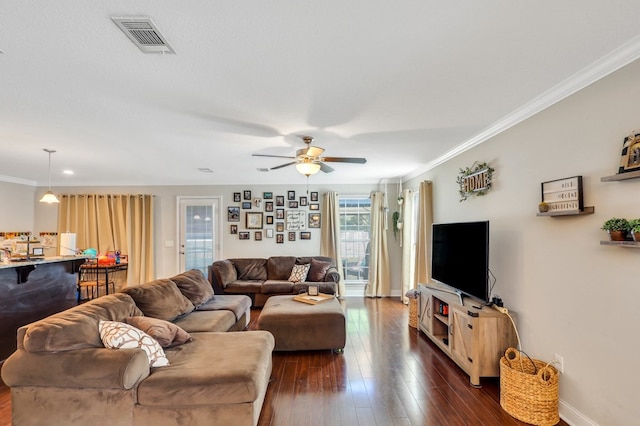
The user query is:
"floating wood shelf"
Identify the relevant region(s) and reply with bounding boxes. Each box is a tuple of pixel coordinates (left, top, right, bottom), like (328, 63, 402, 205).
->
(600, 240, 640, 248)
(536, 206, 595, 217)
(600, 170, 640, 182)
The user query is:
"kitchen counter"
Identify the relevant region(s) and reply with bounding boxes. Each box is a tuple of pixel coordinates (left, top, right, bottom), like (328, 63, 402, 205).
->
(0, 256, 87, 361)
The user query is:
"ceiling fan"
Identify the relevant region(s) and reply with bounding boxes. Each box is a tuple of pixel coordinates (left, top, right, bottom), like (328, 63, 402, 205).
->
(252, 136, 367, 176)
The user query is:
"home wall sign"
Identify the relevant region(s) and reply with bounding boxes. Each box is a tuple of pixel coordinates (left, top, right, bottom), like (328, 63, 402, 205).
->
(456, 162, 494, 201)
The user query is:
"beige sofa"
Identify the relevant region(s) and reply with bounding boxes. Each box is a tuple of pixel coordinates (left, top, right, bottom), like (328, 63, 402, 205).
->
(1, 270, 275, 426)
(208, 256, 340, 307)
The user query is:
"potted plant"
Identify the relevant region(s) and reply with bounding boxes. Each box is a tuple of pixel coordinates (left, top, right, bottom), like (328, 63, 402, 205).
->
(601, 217, 630, 241)
(628, 219, 640, 242)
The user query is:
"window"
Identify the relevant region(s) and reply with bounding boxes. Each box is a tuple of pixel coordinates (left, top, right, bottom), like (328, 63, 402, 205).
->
(339, 196, 371, 283)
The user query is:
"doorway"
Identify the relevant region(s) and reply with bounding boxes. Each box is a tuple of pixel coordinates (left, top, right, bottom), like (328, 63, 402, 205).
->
(178, 197, 221, 276)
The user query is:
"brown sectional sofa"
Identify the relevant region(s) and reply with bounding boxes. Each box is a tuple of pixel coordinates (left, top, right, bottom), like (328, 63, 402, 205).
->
(1, 269, 275, 426)
(208, 256, 340, 307)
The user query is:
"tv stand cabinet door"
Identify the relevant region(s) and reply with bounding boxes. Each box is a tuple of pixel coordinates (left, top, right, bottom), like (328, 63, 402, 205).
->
(418, 285, 433, 335)
(451, 307, 478, 384)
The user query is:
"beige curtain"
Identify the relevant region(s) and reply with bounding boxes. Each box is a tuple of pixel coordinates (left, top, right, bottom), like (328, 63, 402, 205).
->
(57, 194, 155, 285)
(400, 188, 414, 304)
(320, 191, 345, 297)
(414, 181, 434, 289)
(365, 191, 390, 297)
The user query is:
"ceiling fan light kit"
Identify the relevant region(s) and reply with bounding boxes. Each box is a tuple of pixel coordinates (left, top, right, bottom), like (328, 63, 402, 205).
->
(296, 160, 321, 176)
(253, 135, 366, 178)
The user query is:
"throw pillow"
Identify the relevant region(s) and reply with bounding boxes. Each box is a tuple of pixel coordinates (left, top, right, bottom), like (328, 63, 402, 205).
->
(98, 320, 169, 367)
(288, 263, 310, 283)
(307, 259, 332, 282)
(170, 269, 215, 308)
(122, 279, 195, 321)
(124, 316, 192, 348)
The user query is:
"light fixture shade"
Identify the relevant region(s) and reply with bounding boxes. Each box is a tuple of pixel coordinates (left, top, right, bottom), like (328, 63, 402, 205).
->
(296, 162, 321, 176)
(39, 191, 60, 203)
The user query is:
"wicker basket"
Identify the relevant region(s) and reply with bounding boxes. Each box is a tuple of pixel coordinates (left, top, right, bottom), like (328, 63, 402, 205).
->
(408, 298, 418, 328)
(500, 348, 559, 426)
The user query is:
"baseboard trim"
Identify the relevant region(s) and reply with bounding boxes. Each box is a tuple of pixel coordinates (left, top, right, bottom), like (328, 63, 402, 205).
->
(560, 399, 599, 426)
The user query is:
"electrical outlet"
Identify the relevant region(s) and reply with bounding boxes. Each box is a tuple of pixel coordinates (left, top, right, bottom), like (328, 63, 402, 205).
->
(554, 353, 564, 374)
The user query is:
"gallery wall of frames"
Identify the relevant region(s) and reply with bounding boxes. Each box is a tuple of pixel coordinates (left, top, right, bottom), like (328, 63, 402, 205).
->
(227, 190, 321, 244)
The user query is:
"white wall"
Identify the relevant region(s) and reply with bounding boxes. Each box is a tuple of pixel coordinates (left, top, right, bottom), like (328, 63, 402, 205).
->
(405, 59, 640, 425)
(0, 181, 36, 232)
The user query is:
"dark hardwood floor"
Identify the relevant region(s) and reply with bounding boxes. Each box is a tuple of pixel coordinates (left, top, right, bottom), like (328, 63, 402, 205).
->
(0, 297, 566, 426)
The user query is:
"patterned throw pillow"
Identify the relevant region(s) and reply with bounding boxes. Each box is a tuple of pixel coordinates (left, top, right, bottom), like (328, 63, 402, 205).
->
(288, 263, 310, 283)
(99, 320, 170, 367)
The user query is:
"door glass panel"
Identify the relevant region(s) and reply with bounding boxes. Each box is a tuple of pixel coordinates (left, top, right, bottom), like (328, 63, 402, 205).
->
(179, 198, 219, 276)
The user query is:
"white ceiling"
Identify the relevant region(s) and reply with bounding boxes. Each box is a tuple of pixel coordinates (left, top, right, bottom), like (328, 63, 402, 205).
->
(3, 1, 640, 187)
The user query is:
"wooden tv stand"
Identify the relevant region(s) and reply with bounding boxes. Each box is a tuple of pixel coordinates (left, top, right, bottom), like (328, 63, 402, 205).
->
(418, 283, 517, 387)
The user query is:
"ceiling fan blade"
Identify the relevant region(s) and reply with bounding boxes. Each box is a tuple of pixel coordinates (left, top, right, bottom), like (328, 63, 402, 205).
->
(270, 161, 297, 170)
(252, 154, 297, 159)
(321, 157, 367, 164)
(319, 162, 335, 173)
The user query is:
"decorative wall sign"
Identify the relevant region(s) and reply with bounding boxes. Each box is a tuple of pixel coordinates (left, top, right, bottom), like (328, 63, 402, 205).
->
(540, 176, 584, 213)
(286, 210, 306, 230)
(618, 130, 640, 174)
(457, 162, 494, 201)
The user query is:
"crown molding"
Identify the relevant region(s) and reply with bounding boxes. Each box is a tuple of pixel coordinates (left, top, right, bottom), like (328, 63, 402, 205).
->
(0, 174, 37, 186)
(404, 34, 640, 182)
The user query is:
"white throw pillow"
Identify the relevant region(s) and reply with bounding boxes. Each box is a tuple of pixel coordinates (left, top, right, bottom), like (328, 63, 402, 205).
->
(99, 320, 170, 367)
(288, 263, 311, 283)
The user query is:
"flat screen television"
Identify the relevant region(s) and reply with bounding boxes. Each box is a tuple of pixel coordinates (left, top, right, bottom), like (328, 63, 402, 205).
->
(431, 220, 489, 303)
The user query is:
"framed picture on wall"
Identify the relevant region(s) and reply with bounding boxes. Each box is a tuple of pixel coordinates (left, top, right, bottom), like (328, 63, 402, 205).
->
(276, 222, 284, 232)
(309, 203, 319, 211)
(300, 196, 307, 206)
(310, 192, 318, 202)
(243, 190, 252, 200)
(255, 231, 263, 241)
(288, 201, 298, 209)
(230, 225, 238, 234)
(227, 206, 240, 222)
(308, 213, 321, 228)
(242, 202, 252, 209)
(266, 229, 274, 238)
(276, 234, 284, 244)
(266, 215, 274, 225)
(246, 212, 263, 229)
(618, 130, 640, 174)
(288, 190, 295, 200)
(265, 201, 273, 212)
(276, 208, 284, 219)
(288, 232, 296, 241)
(263, 192, 273, 199)
(300, 231, 311, 240)
(239, 232, 250, 240)
(233, 192, 241, 202)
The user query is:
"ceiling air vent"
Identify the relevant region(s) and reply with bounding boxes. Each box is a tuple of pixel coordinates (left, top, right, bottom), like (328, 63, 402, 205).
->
(257, 168, 270, 172)
(112, 17, 175, 54)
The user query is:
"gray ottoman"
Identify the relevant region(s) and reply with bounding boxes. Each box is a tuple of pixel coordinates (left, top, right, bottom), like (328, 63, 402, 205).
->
(257, 295, 346, 352)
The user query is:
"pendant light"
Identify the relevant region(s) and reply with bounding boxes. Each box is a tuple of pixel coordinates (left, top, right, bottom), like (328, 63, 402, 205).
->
(39, 149, 60, 203)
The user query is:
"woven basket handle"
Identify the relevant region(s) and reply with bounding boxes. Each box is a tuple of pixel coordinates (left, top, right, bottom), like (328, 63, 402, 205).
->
(504, 347, 537, 374)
